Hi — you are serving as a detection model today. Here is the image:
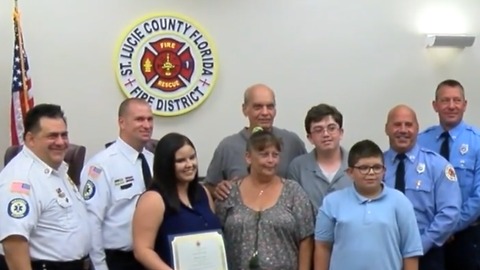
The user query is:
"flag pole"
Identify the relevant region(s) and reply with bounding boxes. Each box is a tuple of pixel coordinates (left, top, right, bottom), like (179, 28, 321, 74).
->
(14, 0, 31, 114)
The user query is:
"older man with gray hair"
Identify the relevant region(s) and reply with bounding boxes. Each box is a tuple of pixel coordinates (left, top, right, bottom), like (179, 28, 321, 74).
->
(204, 83, 307, 200)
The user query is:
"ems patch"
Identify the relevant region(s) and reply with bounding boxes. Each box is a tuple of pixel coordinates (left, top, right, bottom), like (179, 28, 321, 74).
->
(88, 166, 102, 180)
(7, 198, 29, 219)
(83, 180, 96, 200)
(445, 165, 457, 181)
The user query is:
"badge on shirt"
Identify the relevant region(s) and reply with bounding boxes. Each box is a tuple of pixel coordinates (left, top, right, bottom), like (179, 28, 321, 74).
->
(445, 165, 458, 182)
(125, 176, 134, 183)
(114, 178, 125, 186)
(460, 144, 469, 155)
(120, 183, 133, 190)
(7, 198, 29, 219)
(56, 188, 66, 198)
(83, 180, 96, 200)
(416, 163, 425, 174)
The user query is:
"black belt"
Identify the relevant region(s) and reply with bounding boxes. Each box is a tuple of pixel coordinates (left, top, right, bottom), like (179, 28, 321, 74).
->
(0, 255, 88, 270)
(31, 258, 86, 270)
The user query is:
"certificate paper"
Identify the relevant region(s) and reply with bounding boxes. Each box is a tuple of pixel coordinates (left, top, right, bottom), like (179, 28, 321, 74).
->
(170, 230, 228, 270)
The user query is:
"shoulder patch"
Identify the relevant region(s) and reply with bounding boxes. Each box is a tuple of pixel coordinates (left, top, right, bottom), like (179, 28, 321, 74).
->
(10, 182, 31, 195)
(83, 180, 96, 200)
(87, 166, 102, 180)
(445, 165, 457, 181)
(7, 198, 29, 219)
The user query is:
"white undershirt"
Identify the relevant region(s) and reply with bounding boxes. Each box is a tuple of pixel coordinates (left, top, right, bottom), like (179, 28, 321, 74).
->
(319, 165, 339, 183)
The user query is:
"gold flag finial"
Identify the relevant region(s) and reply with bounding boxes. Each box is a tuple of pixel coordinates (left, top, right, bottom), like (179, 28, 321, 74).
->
(13, 0, 20, 20)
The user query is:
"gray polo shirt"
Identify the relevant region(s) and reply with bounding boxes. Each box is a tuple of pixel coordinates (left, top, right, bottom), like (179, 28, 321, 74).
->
(287, 148, 352, 210)
(204, 127, 306, 185)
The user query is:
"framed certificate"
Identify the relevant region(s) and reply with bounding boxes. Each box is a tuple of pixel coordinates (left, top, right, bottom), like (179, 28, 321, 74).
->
(169, 230, 229, 270)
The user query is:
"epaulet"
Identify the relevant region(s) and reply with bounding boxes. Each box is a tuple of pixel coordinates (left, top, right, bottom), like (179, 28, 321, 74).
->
(87, 146, 118, 164)
(419, 125, 437, 135)
(12, 157, 35, 178)
(419, 147, 449, 164)
(465, 124, 480, 136)
(419, 147, 439, 156)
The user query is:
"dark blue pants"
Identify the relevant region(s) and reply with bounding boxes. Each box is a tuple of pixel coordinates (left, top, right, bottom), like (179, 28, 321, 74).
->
(445, 225, 480, 270)
(105, 249, 144, 270)
(419, 247, 445, 270)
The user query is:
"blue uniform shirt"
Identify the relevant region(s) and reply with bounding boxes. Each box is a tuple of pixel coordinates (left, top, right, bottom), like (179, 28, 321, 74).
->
(418, 121, 480, 233)
(384, 144, 461, 252)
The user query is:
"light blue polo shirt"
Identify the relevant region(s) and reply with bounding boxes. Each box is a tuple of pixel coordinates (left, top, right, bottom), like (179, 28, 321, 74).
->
(315, 185, 423, 270)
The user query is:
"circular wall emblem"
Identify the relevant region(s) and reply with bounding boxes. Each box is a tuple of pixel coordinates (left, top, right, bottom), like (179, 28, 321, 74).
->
(115, 13, 219, 116)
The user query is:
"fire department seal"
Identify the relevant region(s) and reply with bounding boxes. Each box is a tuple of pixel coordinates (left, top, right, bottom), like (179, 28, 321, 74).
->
(114, 13, 218, 116)
(445, 164, 457, 181)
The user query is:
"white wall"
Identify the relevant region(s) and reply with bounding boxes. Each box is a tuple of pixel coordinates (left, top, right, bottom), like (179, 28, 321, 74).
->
(1, 0, 480, 174)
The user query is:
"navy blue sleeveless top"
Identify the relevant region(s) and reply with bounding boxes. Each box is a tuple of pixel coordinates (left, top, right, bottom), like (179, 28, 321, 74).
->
(151, 185, 222, 267)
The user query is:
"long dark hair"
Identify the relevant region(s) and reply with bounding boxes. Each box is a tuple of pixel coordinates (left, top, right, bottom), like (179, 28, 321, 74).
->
(150, 132, 200, 212)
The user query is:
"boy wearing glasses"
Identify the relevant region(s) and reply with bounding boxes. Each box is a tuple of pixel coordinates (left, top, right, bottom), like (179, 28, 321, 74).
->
(287, 104, 352, 210)
(314, 139, 423, 270)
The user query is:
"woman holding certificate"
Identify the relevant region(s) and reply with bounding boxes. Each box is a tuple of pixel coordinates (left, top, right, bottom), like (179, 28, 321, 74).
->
(132, 132, 222, 270)
(216, 127, 315, 270)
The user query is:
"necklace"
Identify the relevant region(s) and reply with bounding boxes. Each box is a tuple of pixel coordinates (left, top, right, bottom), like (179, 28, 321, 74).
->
(255, 179, 276, 197)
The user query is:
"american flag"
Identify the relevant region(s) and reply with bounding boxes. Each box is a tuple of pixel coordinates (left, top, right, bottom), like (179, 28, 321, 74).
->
(88, 166, 102, 179)
(10, 7, 34, 146)
(10, 182, 31, 194)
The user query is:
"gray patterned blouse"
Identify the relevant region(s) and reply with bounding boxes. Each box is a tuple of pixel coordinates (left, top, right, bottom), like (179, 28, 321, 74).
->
(216, 178, 315, 270)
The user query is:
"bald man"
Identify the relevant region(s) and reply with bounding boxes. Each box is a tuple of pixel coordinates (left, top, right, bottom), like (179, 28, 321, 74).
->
(204, 83, 307, 200)
(382, 105, 461, 270)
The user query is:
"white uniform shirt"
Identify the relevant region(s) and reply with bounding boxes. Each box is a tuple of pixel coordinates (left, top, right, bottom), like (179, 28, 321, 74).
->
(79, 138, 153, 270)
(0, 147, 91, 261)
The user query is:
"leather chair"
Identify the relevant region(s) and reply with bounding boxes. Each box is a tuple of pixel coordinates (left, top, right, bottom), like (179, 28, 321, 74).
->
(4, 144, 87, 186)
(105, 139, 159, 153)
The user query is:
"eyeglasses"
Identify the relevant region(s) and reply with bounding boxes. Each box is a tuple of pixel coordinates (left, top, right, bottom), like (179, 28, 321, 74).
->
(311, 125, 340, 134)
(352, 165, 385, 175)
